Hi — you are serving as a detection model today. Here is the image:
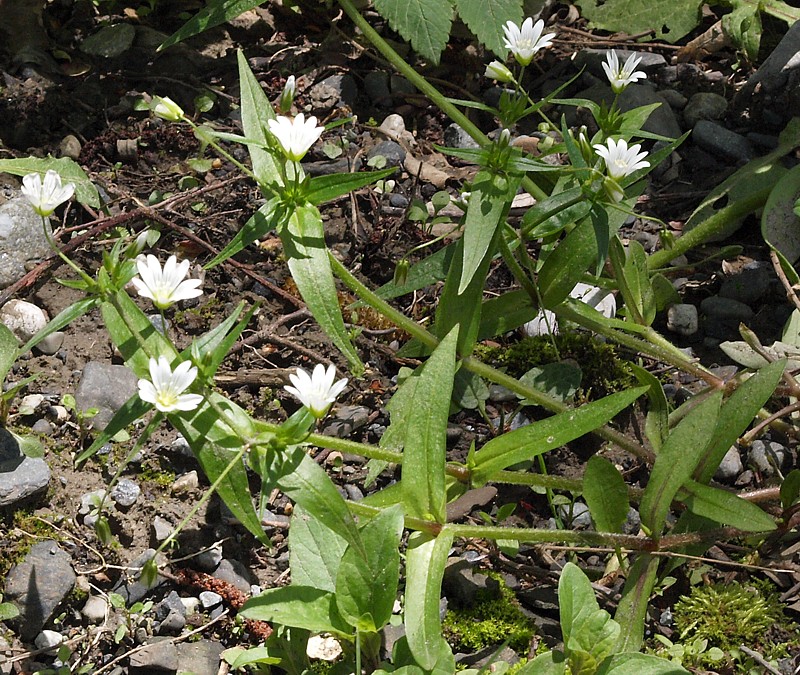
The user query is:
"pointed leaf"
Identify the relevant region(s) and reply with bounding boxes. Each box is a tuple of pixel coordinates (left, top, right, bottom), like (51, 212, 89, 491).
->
(161, 1, 264, 49)
(305, 168, 397, 205)
(584, 456, 629, 533)
(289, 504, 348, 593)
(679, 480, 776, 531)
(454, 0, 522, 56)
(373, 0, 454, 64)
(240, 585, 351, 634)
(539, 219, 599, 308)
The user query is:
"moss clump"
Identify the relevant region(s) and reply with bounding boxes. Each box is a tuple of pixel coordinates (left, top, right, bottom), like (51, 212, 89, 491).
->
(673, 582, 789, 652)
(477, 333, 636, 400)
(139, 463, 177, 487)
(443, 573, 534, 653)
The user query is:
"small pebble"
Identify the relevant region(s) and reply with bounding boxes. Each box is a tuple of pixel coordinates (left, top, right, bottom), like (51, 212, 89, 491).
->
(199, 591, 222, 609)
(110, 479, 140, 507)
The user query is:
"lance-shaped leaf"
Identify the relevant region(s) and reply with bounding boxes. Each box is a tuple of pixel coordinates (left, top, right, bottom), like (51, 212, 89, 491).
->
(639, 391, 722, 535)
(240, 585, 352, 635)
(678, 480, 776, 531)
(22, 297, 99, 355)
(305, 167, 397, 205)
(630, 363, 669, 454)
(539, 218, 599, 309)
(282, 205, 363, 374)
(471, 387, 646, 486)
(161, 0, 263, 49)
(609, 237, 655, 326)
(584, 456, 629, 533)
(404, 529, 454, 670)
(459, 170, 521, 294)
(402, 328, 458, 523)
(613, 554, 660, 653)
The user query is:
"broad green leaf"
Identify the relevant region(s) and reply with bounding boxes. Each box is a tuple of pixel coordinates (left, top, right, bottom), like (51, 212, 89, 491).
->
(639, 391, 722, 535)
(471, 387, 646, 486)
(568, 607, 620, 675)
(762, 162, 800, 265)
(335, 504, 404, 632)
(222, 646, 281, 668)
(283, 205, 363, 374)
(392, 635, 454, 674)
(0, 324, 17, 381)
(373, 0, 454, 64)
(161, 0, 264, 50)
(572, 0, 704, 43)
(459, 170, 521, 294)
(517, 651, 567, 675)
(595, 652, 689, 675)
(694, 358, 784, 484)
(22, 297, 99, 355)
(559, 562, 600, 644)
(455, 0, 521, 56)
(240, 585, 351, 635)
(13, 431, 43, 459)
(584, 456, 629, 533)
(630, 363, 668, 454)
(0, 157, 100, 208)
(172, 393, 268, 543)
(722, 0, 761, 61)
(205, 198, 291, 269)
(404, 529, 454, 670)
(476, 289, 538, 340)
(679, 480, 776, 531)
(781, 469, 800, 509)
(519, 362, 581, 403)
(452, 369, 489, 411)
(539, 219, 599, 308)
(305, 167, 397, 205)
(288, 504, 348, 593)
(402, 328, 458, 523)
(0, 602, 19, 622)
(273, 444, 363, 550)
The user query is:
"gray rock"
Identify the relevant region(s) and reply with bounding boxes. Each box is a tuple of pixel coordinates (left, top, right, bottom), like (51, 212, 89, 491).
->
(5, 540, 76, 640)
(748, 440, 787, 476)
(488, 384, 517, 402)
(0, 300, 48, 343)
(388, 193, 409, 208)
(322, 405, 370, 438)
(308, 74, 357, 111)
(622, 507, 641, 535)
(199, 591, 223, 609)
(146, 313, 169, 336)
(683, 92, 728, 128)
(155, 591, 186, 635)
(112, 549, 165, 604)
(715, 446, 743, 482)
(700, 295, 754, 321)
(175, 640, 225, 675)
(81, 595, 109, 624)
(558, 501, 593, 529)
(379, 113, 407, 136)
(719, 263, 771, 304)
(367, 140, 406, 168)
(151, 516, 173, 543)
(195, 543, 223, 572)
(34, 629, 63, 653)
(619, 85, 682, 139)
(74, 362, 138, 430)
(0, 196, 55, 289)
(128, 640, 178, 673)
(213, 559, 254, 594)
(389, 74, 414, 98)
(444, 123, 480, 150)
(364, 71, 391, 107)
(59, 135, 82, 160)
(667, 303, 699, 336)
(442, 558, 501, 607)
(0, 428, 50, 506)
(692, 121, 755, 163)
(110, 478, 140, 507)
(31, 419, 54, 435)
(35, 332, 64, 357)
(172, 470, 199, 493)
(659, 89, 688, 109)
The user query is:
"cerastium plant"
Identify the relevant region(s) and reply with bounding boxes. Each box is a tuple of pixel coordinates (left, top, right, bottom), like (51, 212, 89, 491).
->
(3, 4, 799, 674)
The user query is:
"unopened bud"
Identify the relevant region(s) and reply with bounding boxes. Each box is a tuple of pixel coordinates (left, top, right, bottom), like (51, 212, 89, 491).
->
(279, 75, 296, 113)
(484, 60, 514, 84)
(152, 96, 185, 122)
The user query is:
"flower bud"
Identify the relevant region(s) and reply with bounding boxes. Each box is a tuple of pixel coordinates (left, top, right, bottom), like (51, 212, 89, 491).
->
(279, 75, 296, 113)
(484, 60, 514, 83)
(153, 96, 185, 122)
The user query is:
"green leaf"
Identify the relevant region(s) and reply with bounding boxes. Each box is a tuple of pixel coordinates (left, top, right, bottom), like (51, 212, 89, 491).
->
(186, 302, 255, 378)
(558, 562, 601, 643)
(694, 358, 784, 484)
(517, 651, 567, 675)
(471, 387, 646, 486)
(75, 395, 152, 466)
(160, 0, 264, 50)
(0, 157, 100, 209)
(584, 456, 629, 533)
(404, 529, 454, 670)
(288, 504, 348, 593)
(373, 0, 454, 64)
(539, 219, 599, 309)
(222, 646, 281, 668)
(521, 186, 592, 240)
(13, 431, 43, 459)
(614, 555, 660, 653)
(572, 0, 704, 43)
(595, 652, 689, 675)
(206, 198, 291, 269)
(0, 324, 18, 382)
(568, 607, 620, 675)
(519, 363, 581, 403)
(459, 170, 521, 294)
(781, 469, 800, 509)
(283, 205, 363, 374)
(454, 0, 521, 56)
(476, 289, 538, 340)
(639, 391, 722, 535)
(402, 328, 458, 523)
(22, 298, 99, 355)
(452, 369, 489, 411)
(0, 602, 19, 622)
(762, 162, 800, 266)
(678, 480, 776, 531)
(722, 0, 761, 61)
(305, 168, 397, 205)
(375, 244, 455, 300)
(240, 585, 352, 634)
(236, 50, 281, 189)
(609, 237, 655, 326)
(630, 363, 668, 454)
(335, 504, 404, 632)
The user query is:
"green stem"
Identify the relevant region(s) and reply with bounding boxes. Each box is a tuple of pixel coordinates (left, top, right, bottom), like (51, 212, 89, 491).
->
(446, 523, 646, 549)
(185, 119, 258, 183)
(41, 216, 97, 289)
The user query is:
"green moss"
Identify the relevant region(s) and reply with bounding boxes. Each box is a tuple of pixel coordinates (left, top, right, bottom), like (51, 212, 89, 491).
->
(0, 510, 61, 577)
(477, 333, 637, 400)
(674, 581, 792, 652)
(443, 573, 534, 653)
(139, 463, 176, 487)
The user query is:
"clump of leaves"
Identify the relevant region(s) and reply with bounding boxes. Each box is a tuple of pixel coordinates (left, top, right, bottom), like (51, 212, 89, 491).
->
(673, 581, 788, 651)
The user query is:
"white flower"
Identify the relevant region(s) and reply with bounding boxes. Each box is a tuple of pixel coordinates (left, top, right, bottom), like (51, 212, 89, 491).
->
(153, 96, 185, 122)
(285, 364, 347, 418)
(21, 170, 75, 217)
(502, 18, 556, 66)
(279, 75, 297, 112)
(522, 283, 615, 336)
(602, 51, 647, 94)
(593, 138, 649, 180)
(267, 113, 325, 161)
(485, 60, 514, 83)
(138, 356, 203, 413)
(130, 254, 203, 310)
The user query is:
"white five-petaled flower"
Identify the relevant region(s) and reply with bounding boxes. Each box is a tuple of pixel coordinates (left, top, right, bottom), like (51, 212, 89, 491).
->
(21, 170, 75, 217)
(593, 138, 650, 180)
(138, 355, 203, 413)
(130, 254, 203, 310)
(284, 364, 348, 418)
(153, 96, 185, 122)
(484, 60, 514, 83)
(267, 113, 325, 162)
(502, 18, 556, 66)
(602, 51, 647, 94)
